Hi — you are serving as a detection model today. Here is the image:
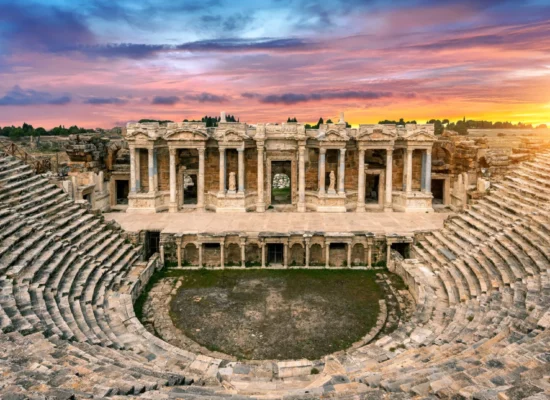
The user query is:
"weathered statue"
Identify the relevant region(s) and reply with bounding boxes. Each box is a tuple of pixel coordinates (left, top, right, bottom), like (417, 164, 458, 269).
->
(328, 170, 336, 192)
(228, 171, 237, 192)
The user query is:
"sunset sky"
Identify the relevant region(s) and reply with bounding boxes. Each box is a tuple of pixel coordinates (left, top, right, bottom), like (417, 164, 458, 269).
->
(0, 0, 549, 129)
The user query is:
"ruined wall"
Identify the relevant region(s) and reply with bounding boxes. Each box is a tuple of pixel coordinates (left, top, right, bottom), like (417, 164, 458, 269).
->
(305, 148, 319, 191)
(344, 149, 359, 191)
(205, 148, 220, 192)
(246, 148, 258, 191)
(158, 148, 170, 191)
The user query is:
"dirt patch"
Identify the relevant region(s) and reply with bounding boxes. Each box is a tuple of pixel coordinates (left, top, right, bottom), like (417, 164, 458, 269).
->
(168, 270, 384, 360)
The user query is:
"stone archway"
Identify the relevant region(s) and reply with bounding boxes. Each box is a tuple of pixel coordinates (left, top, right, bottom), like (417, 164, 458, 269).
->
(289, 243, 304, 267)
(351, 243, 365, 267)
(183, 243, 198, 266)
(309, 243, 323, 266)
(226, 243, 241, 266)
(245, 243, 261, 266)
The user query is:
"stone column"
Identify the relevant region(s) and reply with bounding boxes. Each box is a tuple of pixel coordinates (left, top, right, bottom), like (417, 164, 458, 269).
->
(135, 148, 141, 192)
(298, 145, 306, 212)
(148, 148, 155, 193)
(338, 148, 346, 194)
(240, 238, 246, 268)
(420, 151, 426, 192)
(160, 244, 165, 266)
(198, 243, 203, 268)
(220, 241, 225, 269)
(357, 149, 365, 212)
(406, 148, 413, 193)
(219, 148, 226, 195)
(347, 243, 352, 268)
(305, 238, 310, 267)
(424, 149, 432, 193)
(318, 148, 326, 195)
(153, 149, 159, 191)
(367, 244, 372, 268)
(176, 242, 182, 268)
(385, 149, 393, 211)
(198, 148, 205, 209)
(257, 144, 265, 212)
(325, 242, 330, 268)
(169, 148, 177, 212)
(130, 146, 136, 193)
(237, 148, 245, 193)
(283, 242, 288, 268)
(261, 242, 266, 268)
(386, 242, 392, 269)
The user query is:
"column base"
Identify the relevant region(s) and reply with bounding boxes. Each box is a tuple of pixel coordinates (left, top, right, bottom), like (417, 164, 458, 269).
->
(297, 202, 306, 212)
(356, 203, 365, 212)
(169, 203, 178, 213)
(384, 204, 393, 212)
(256, 202, 266, 212)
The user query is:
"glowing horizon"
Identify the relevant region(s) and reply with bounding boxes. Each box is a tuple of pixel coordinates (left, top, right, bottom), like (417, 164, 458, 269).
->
(1, 0, 550, 130)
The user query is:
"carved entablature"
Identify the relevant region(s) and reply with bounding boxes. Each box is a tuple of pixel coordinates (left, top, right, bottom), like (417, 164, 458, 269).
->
(256, 123, 306, 141)
(214, 123, 250, 146)
(357, 124, 397, 143)
(126, 122, 165, 145)
(396, 124, 436, 149)
(317, 124, 350, 143)
(164, 122, 209, 142)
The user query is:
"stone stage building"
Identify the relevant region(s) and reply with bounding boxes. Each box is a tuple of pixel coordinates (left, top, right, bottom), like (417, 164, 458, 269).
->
(124, 112, 437, 214)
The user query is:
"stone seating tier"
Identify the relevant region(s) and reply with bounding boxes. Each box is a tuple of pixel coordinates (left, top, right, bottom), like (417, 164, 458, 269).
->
(0, 152, 549, 399)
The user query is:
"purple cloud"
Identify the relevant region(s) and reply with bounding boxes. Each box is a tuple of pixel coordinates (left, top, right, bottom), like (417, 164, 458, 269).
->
(152, 96, 180, 105)
(259, 91, 394, 105)
(0, 86, 71, 106)
(184, 92, 228, 103)
(84, 97, 127, 105)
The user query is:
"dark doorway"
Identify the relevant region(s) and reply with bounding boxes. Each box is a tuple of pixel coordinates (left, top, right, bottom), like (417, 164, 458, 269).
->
(267, 243, 284, 265)
(365, 174, 380, 204)
(145, 231, 160, 259)
(116, 180, 129, 205)
(83, 193, 92, 204)
(271, 161, 292, 204)
(183, 174, 197, 205)
(432, 179, 444, 204)
(392, 243, 410, 259)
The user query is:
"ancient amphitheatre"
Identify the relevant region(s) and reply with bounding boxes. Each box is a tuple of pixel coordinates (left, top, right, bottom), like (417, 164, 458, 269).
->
(0, 116, 550, 400)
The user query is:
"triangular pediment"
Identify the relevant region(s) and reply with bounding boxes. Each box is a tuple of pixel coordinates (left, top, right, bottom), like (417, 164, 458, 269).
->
(404, 131, 436, 141)
(319, 129, 349, 142)
(164, 129, 208, 141)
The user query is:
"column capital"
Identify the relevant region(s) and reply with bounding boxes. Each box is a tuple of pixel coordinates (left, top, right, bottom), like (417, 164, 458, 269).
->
(197, 147, 205, 155)
(340, 147, 346, 154)
(169, 147, 177, 156)
(237, 147, 244, 153)
(219, 147, 226, 153)
(426, 148, 432, 155)
(407, 148, 414, 155)
(319, 147, 327, 155)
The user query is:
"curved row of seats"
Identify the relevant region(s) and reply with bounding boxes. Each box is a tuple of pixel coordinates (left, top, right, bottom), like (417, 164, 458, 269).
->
(1, 151, 549, 399)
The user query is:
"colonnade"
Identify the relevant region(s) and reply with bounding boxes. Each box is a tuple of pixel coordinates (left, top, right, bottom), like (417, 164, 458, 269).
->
(172, 236, 381, 269)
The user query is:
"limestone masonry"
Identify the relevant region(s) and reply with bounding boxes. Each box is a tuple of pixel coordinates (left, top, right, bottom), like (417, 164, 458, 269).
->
(0, 117, 550, 399)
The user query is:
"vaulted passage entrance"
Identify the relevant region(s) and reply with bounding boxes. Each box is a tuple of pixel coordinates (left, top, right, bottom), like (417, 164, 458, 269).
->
(271, 161, 292, 205)
(267, 243, 284, 265)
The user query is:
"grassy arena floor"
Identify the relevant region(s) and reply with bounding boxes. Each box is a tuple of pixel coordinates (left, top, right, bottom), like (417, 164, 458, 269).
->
(160, 269, 386, 360)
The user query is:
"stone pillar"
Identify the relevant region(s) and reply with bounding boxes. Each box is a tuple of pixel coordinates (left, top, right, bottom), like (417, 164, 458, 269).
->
(198, 243, 203, 268)
(129, 147, 138, 193)
(169, 148, 177, 212)
(338, 148, 346, 194)
(357, 149, 365, 212)
(283, 242, 288, 268)
(386, 242, 392, 269)
(97, 171, 104, 193)
(148, 148, 155, 193)
(176, 242, 181, 268)
(325, 242, 330, 268)
(347, 243, 352, 268)
(261, 242, 266, 268)
(153, 148, 158, 192)
(367, 244, 372, 268)
(305, 238, 310, 267)
(237, 148, 245, 193)
(257, 144, 265, 212)
(240, 238, 246, 268)
(406, 148, 413, 193)
(219, 148, 226, 195)
(160, 244, 165, 266)
(424, 149, 432, 193)
(220, 241, 225, 269)
(385, 149, 393, 211)
(420, 151, 426, 192)
(318, 148, 326, 195)
(135, 148, 141, 192)
(298, 145, 306, 212)
(198, 148, 205, 209)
